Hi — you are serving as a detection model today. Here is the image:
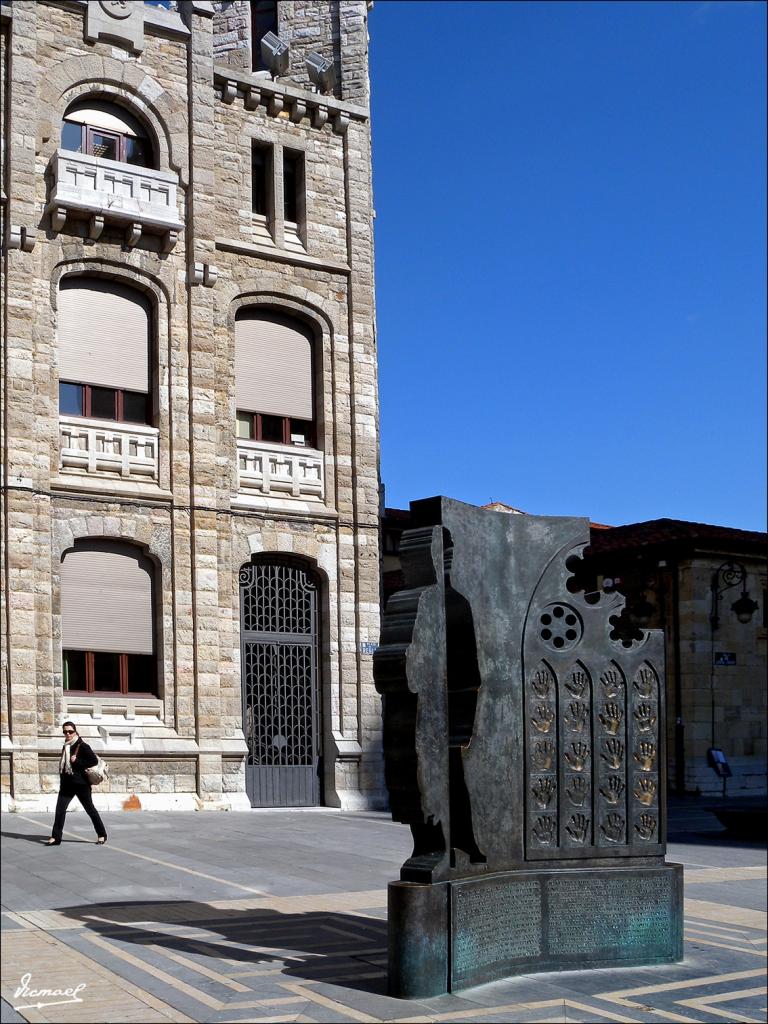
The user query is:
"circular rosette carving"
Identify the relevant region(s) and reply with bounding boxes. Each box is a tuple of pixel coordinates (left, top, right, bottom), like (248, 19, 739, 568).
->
(100, 0, 133, 17)
(538, 603, 583, 653)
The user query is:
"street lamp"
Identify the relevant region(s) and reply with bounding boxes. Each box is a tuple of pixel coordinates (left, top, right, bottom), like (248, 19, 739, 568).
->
(708, 560, 758, 796)
(709, 561, 758, 632)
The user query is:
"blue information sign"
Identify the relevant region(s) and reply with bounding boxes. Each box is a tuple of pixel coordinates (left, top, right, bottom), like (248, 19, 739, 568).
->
(714, 652, 737, 666)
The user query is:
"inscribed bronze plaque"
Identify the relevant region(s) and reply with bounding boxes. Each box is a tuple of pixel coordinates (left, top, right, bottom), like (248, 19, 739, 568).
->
(548, 873, 674, 959)
(452, 878, 542, 987)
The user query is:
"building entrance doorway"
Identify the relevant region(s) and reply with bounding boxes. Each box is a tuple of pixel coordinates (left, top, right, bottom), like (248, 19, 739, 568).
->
(239, 558, 321, 806)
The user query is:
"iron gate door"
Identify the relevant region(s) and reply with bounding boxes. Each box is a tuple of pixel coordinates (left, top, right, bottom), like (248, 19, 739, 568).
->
(239, 560, 321, 807)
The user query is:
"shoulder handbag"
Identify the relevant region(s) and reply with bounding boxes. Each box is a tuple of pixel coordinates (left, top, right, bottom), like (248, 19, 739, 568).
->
(85, 756, 109, 786)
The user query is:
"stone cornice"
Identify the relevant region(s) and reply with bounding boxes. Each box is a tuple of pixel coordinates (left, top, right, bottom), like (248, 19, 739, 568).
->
(213, 66, 369, 131)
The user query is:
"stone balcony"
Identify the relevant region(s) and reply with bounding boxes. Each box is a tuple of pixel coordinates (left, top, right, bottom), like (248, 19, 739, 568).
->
(47, 149, 184, 250)
(58, 416, 159, 483)
(237, 439, 324, 502)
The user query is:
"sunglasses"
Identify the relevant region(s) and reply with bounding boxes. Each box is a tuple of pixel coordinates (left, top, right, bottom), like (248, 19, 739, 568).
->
(63, 729, 76, 735)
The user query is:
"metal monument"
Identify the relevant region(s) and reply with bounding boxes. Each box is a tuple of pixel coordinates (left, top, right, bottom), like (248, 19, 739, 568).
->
(374, 497, 683, 997)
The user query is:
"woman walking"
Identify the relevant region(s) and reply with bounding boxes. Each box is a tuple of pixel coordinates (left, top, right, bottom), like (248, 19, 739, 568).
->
(45, 721, 107, 846)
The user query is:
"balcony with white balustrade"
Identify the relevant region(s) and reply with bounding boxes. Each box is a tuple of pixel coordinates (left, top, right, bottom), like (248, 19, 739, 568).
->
(236, 439, 324, 505)
(47, 149, 184, 250)
(58, 416, 159, 485)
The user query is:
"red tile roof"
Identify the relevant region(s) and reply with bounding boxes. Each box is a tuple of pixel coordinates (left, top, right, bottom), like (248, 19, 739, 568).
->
(587, 518, 767, 555)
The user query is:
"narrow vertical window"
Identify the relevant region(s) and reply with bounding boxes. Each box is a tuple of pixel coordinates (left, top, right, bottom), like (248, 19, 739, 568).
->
(283, 150, 300, 224)
(252, 1, 279, 72)
(252, 142, 270, 217)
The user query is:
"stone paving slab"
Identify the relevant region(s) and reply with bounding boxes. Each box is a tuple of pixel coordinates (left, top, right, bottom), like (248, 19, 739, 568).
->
(1, 802, 766, 1023)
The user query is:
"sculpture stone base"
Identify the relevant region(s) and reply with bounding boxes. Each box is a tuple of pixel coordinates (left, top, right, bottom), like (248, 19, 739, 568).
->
(388, 862, 684, 998)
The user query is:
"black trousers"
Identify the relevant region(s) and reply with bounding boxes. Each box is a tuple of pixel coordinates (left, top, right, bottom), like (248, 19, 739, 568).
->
(52, 781, 107, 841)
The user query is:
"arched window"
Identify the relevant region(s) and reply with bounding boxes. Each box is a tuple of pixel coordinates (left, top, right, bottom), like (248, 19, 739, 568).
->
(235, 310, 315, 447)
(57, 277, 152, 425)
(61, 99, 154, 168)
(61, 540, 157, 695)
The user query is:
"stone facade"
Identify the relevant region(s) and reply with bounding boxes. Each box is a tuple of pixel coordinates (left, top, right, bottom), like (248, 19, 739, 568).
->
(0, 0, 384, 811)
(583, 522, 767, 796)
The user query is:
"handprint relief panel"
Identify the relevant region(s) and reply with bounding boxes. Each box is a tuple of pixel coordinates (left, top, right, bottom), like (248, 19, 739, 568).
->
(524, 635, 664, 856)
(526, 661, 559, 848)
(559, 661, 593, 847)
(629, 661, 661, 840)
(525, 640, 663, 856)
(595, 662, 628, 848)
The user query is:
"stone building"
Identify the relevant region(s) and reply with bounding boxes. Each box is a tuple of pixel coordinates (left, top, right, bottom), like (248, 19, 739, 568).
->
(0, 0, 384, 812)
(582, 519, 766, 797)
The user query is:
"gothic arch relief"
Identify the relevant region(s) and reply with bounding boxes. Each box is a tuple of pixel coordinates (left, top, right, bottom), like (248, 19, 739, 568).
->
(523, 537, 664, 860)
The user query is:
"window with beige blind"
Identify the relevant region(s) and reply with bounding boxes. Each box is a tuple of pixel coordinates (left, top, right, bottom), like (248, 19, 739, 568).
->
(61, 99, 154, 168)
(235, 310, 315, 447)
(60, 540, 157, 695)
(57, 277, 153, 425)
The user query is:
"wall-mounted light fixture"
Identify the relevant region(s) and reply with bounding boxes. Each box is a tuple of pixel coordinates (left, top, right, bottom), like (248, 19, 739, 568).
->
(306, 51, 336, 94)
(710, 561, 758, 631)
(708, 559, 758, 760)
(260, 31, 289, 76)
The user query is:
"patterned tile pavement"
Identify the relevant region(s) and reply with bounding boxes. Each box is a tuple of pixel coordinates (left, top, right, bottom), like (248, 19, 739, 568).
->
(1, 802, 765, 1023)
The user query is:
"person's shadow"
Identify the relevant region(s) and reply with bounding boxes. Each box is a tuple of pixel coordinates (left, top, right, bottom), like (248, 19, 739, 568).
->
(60, 899, 389, 995)
(1, 830, 92, 845)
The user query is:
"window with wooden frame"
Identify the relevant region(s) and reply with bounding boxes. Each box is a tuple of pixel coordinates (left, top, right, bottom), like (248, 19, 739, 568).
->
(60, 541, 157, 697)
(61, 100, 154, 168)
(63, 650, 156, 695)
(235, 311, 315, 449)
(59, 383, 150, 425)
(251, 0, 279, 72)
(57, 277, 153, 426)
(236, 411, 314, 447)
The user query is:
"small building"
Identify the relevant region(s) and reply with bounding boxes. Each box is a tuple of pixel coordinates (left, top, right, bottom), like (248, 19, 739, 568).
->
(583, 519, 766, 796)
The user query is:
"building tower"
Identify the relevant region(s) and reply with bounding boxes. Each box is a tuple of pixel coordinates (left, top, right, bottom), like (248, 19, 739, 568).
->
(0, 0, 383, 811)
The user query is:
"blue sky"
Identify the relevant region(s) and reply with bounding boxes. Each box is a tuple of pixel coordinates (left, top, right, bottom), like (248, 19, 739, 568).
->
(369, 1, 766, 531)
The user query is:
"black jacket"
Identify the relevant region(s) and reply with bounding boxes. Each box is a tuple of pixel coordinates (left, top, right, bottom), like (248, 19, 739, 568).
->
(59, 738, 98, 786)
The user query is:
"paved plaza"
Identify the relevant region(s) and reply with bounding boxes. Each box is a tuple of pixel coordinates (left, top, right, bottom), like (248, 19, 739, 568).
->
(1, 799, 766, 1024)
